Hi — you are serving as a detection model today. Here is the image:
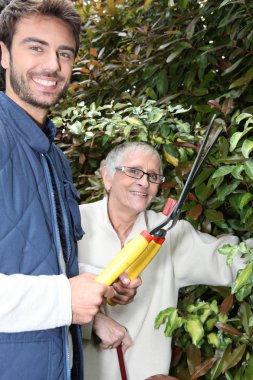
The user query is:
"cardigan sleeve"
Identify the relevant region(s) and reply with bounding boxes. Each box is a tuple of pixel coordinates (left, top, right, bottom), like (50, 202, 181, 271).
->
(170, 220, 246, 289)
(0, 273, 72, 332)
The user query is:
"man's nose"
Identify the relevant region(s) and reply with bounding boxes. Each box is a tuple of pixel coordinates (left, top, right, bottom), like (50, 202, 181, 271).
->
(42, 51, 61, 72)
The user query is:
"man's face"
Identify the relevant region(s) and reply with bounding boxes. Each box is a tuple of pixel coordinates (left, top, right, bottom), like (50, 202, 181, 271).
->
(0, 14, 76, 119)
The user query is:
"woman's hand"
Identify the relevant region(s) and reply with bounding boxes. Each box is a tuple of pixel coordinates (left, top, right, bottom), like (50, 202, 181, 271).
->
(111, 273, 142, 305)
(93, 312, 132, 352)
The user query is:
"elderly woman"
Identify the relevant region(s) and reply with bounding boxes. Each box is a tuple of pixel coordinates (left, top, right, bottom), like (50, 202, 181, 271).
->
(78, 142, 244, 380)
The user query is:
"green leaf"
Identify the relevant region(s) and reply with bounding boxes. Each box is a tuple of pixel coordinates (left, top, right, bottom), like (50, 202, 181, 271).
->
(193, 168, 214, 187)
(147, 108, 165, 123)
(222, 57, 245, 76)
(212, 166, 235, 179)
(185, 16, 199, 39)
(231, 164, 244, 180)
(239, 193, 253, 210)
(166, 43, 191, 64)
(244, 160, 253, 179)
(125, 117, 143, 127)
(222, 344, 246, 372)
(241, 207, 253, 224)
(229, 127, 253, 152)
(219, 0, 233, 7)
(242, 138, 253, 158)
(216, 181, 240, 202)
(191, 88, 209, 96)
(155, 69, 168, 96)
(185, 315, 204, 346)
(218, 244, 240, 266)
(154, 307, 176, 328)
(163, 144, 179, 167)
(207, 333, 220, 348)
(229, 66, 253, 89)
(123, 124, 132, 138)
(232, 262, 253, 294)
(235, 113, 253, 124)
(195, 183, 213, 202)
(205, 209, 224, 222)
(238, 302, 252, 337)
(154, 307, 183, 336)
(245, 354, 253, 380)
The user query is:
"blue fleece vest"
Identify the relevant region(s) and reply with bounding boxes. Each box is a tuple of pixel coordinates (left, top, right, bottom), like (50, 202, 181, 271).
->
(0, 92, 84, 380)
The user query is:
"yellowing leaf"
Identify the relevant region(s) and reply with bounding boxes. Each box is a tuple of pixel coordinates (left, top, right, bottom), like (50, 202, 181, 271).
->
(126, 117, 143, 127)
(185, 316, 204, 346)
(163, 150, 179, 167)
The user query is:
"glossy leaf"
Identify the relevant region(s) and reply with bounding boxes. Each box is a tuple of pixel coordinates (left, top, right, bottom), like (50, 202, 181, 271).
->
(244, 160, 253, 179)
(190, 357, 217, 380)
(229, 66, 253, 89)
(242, 138, 253, 158)
(185, 316, 204, 346)
(229, 127, 253, 152)
(221, 344, 246, 372)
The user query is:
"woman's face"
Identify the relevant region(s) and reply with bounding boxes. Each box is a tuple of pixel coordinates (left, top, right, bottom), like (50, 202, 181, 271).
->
(103, 149, 161, 217)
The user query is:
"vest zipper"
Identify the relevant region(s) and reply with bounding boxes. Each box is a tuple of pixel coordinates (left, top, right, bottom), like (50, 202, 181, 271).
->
(41, 153, 71, 380)
(45, 154, 71, 264)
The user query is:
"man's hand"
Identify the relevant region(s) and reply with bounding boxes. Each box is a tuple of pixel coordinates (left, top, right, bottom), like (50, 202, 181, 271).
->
(93, 312, 132, 352)
(110, 272, 142, 305)
(69, 273, 115, 324)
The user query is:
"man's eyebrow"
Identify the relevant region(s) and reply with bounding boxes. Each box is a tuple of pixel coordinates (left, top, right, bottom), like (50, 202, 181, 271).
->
(58, 45, 76, 54)
(21, 37, 49, 46)
(21, 37, 76, 54)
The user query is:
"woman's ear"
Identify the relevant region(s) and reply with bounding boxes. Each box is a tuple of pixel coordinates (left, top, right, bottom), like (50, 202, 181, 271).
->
(100, 164, 112, 193)
(0, 42, 10, 70)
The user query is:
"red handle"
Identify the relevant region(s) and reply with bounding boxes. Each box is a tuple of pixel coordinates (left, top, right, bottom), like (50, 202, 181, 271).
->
(117, 344, 128, 380)
(162, 198, 177, 216)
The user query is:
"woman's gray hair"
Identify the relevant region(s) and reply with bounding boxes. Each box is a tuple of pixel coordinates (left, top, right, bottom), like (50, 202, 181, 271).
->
(102, 142, 163, 177)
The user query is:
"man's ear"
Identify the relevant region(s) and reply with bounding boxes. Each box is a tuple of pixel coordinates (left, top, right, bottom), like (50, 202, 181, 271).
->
(101, 164, 113, 193)
(0, 42, 10, 69)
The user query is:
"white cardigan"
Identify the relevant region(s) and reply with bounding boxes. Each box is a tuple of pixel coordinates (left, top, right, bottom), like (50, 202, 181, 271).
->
(78, 198, 244, 380)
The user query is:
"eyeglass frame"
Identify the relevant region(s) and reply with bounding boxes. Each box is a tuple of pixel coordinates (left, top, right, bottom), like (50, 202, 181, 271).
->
(115, 166, 165, 184)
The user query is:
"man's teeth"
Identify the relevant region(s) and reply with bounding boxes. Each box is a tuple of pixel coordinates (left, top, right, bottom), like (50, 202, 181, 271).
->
(131, 191, 146, 196)
(34, 78, 56, 86)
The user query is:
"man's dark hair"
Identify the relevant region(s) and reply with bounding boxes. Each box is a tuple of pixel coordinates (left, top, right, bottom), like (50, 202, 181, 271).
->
(0, 0, 81, 55)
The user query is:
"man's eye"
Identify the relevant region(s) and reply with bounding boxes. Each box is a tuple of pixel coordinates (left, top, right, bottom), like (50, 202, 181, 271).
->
(59, 51, 74, 60)
(31, 46, 42, 52)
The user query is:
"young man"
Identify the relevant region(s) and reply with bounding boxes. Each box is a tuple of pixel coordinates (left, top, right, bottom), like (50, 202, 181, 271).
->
(0, 1, 114, 379)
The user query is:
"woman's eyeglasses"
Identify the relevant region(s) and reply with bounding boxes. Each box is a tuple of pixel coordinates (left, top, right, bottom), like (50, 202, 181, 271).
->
(115, 166, 165, 184)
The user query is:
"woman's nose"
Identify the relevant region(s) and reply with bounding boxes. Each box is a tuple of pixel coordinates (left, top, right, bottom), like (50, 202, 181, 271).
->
(136, 173, 149, 187)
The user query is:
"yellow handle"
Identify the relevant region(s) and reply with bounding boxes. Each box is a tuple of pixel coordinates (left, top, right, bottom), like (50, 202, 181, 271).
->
(126, 237, 164, 280)
(105, 236, 165, 306)
(96, 231, 152, 286)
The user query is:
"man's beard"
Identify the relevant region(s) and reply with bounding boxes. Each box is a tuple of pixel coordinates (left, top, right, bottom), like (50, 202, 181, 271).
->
(9, 55, 70, 109)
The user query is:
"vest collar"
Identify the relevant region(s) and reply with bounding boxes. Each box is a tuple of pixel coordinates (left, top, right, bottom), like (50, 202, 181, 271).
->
(0, 91, 56, 153)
